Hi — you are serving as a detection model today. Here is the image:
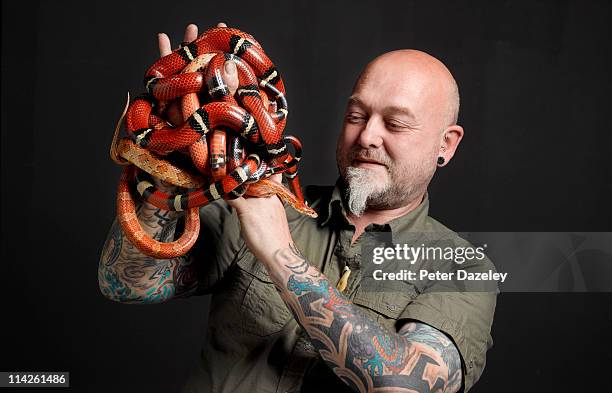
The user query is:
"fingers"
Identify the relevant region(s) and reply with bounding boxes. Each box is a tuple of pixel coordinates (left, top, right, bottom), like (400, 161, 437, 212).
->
(158, 33, 172, 57)
(216, 23, 238, 96)
(158, 24, 198, 58)
(223, 60, 239, 95)
(183, 23, 198, 43)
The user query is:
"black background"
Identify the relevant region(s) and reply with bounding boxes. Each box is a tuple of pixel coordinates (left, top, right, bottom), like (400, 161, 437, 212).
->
(2, 0, 611, 392)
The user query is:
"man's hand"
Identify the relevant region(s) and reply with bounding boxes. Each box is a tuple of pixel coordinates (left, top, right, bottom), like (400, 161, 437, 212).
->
(227, 175, 293, 263)
(157, 23, 198, 56)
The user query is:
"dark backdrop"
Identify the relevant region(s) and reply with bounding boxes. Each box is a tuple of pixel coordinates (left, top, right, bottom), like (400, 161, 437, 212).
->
(2, 0, 611, 392)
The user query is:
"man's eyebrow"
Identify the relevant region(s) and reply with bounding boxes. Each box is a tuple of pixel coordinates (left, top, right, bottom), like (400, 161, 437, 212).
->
(384, 105, 416, 120)
(347, 95, 366, 108)
(347, 96, 416, 120)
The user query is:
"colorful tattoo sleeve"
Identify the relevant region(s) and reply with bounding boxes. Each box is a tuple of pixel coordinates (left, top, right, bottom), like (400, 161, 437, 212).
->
(273, 244, 462, 393)
(98, 203, 198, 303)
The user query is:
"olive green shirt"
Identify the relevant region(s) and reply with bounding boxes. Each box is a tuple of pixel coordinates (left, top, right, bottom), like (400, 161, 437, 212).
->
(182, 184, 497, 393)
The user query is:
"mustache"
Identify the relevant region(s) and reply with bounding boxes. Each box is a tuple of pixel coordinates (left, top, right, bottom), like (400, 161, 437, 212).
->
(347, 147, 392, 167)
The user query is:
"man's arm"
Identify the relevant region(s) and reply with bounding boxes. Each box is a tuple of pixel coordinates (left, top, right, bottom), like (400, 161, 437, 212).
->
(98, 201, 199, 303)
(397, 322, 463, 392)
(228, 186, 462, 392)
(269, 244, 462, 393)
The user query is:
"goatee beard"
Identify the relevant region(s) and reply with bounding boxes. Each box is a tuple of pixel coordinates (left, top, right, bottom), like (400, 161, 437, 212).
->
(343, 166, 387, 217)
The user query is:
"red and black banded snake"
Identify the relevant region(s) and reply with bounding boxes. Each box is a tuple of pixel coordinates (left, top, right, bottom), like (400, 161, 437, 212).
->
(110, 27, 316, 259)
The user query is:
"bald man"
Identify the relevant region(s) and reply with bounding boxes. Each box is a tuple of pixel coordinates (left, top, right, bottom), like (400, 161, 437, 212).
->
(99, 24, 496, 393)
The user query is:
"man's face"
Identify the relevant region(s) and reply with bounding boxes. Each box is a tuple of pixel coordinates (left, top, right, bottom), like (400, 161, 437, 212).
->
(336, 56, 447, 216)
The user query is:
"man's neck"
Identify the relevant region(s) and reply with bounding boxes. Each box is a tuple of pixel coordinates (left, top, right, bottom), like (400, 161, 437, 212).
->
(347, 193, 424, 244)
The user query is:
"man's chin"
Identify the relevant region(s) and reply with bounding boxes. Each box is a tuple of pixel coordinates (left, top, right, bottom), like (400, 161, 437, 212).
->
(343, 167, 390, 207)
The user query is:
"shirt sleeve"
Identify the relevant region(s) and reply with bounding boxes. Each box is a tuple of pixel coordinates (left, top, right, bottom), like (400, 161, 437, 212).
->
(189, 200, 245, 295)
(397, 255, 498, 392)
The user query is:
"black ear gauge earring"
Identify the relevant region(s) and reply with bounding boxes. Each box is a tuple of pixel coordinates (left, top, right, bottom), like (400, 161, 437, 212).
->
(437, 157, 445, 166)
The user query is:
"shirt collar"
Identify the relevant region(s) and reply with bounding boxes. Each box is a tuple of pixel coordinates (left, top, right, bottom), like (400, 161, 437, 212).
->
(318, 179, 430, 235)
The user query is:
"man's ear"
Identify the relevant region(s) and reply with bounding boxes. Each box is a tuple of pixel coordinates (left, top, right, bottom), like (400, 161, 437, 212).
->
(438, 125, 464, 166)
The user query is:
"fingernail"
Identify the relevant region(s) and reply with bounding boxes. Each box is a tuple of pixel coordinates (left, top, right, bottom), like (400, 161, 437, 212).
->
(224, 61, 236, 75)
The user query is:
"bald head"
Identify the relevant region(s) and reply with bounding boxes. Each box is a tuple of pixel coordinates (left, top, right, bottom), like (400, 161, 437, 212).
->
(356, 49, 460, 128)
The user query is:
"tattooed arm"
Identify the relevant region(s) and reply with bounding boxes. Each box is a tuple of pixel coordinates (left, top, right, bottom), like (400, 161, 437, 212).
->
(228, 193, 462, 392)
(398, 321, 463, 392)
(98, 200, 199, 304)
(270, 245, 462, 393)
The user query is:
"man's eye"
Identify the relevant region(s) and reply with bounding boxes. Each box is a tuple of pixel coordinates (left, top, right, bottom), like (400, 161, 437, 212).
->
(346, 113, 366, 123)
(386, 121, 409, 130)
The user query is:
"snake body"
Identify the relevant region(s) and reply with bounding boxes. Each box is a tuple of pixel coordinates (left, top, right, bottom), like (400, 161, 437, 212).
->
(113, 27, 315, 259)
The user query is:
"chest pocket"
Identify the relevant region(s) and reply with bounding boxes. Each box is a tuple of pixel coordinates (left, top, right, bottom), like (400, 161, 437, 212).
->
(236, 254, 293, 336)
(352, 282, 418, 331)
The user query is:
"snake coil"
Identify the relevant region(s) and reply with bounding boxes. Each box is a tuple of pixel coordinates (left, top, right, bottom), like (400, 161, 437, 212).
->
(111, 27, 315, 259)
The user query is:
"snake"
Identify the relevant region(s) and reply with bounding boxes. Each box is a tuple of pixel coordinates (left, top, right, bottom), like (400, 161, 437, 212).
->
(111, 27, 316, 259)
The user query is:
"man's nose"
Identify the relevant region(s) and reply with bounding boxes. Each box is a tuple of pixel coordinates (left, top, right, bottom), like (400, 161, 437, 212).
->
(358, 117, 384, 148)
